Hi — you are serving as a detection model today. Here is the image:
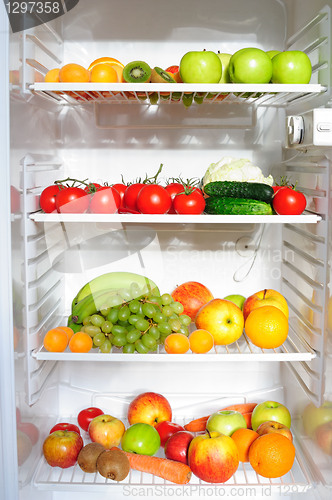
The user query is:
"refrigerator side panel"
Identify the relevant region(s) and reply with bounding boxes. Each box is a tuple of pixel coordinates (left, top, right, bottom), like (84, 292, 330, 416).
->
(0, 6, 19, 500)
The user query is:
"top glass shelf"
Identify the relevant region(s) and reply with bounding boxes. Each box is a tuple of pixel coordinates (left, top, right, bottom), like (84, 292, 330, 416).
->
(30, 82, 326, 107)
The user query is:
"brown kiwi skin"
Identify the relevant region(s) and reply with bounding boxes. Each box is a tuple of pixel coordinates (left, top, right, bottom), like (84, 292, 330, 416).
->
(97, 447, 130, 481)
(151, 67, 176, 83)
(77, 443, 106, 473)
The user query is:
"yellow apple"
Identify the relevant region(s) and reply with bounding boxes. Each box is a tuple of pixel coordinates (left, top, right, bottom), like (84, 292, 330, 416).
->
(243, 289, 289, 321)
(195, 298, 244, 345)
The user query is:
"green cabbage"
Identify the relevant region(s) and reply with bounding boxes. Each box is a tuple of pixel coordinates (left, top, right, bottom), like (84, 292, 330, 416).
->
(203, 157, 274, 186)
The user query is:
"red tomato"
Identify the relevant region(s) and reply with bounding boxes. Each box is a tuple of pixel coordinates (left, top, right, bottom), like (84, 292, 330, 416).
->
(55, 187, 89, 214)
(155, 421, 185, 447)
(173, 188, 206, 215)
(165, 182, 184, 214)
(272, 186, 306, 215)
(77, 407, 104, 432)
(40, 184, 61, 213)
(84, 183, 103, 193)
(123, 183, 145, 211)
(49, 423, 81, 435)
(112, 183, 128, 208)
(137, 184, 172, 214)
(89, 186, 121, 214)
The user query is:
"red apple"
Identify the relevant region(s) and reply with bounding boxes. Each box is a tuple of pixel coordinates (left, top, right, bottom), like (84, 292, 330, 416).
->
(243, 289, 289, 321)
(256, 420, 293, 442)
(314, 421, 332, 455)
(18, 422, 40, 445)
(17, 429, 32, 466)
(171, 281, 214, 321)
(195, 298, 244, 345)
(128, 392, 172, 427)
(188, 431, 239, 483)
(155, 421, 184, 447)
(88, 414, 125, 448)
(164, 430, 194, 464)
(43, 430, 83, 468)
(49, 423, 80, 436)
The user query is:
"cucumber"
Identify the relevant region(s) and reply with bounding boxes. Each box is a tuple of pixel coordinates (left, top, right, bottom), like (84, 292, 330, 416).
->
(204, 181, 274, 203)
(205, 196, 273, 215)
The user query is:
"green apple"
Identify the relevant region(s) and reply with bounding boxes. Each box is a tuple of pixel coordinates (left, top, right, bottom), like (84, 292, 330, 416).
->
(224, 294, 246, 310)
(206, 410, 247, 436)
(180, 50, 222, 83)
(251, 401, 291, 431)
(271, 50, 312, 84)
(266, 50, 281, 59)
(229, 48, 272, 83)
(217, 52, 232, 83)
(302, 401, 332, 438)
(121, 423, 160, 456)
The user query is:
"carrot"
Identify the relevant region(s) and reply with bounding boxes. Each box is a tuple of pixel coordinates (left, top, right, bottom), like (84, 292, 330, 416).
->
(184, 403, 257, 432)
(124, 451, 192, 484)
(243, 411, 252, 429)
(184, 416, 209, 432)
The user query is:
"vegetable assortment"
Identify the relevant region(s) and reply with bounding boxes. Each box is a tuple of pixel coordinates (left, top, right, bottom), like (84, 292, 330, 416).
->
(38, 160, 307, 216)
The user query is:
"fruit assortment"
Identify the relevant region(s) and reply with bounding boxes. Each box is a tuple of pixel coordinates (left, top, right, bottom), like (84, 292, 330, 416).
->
(42, 391, 296, 483)
(43, 48, 312, 106)
(43, 272, 292, 355)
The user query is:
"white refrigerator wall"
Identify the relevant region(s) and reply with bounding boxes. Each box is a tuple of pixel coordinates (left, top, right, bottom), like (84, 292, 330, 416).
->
(3, 0, 332, 499)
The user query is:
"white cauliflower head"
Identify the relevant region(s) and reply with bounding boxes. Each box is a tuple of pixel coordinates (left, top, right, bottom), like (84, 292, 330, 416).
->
(203, 157, 274, 186)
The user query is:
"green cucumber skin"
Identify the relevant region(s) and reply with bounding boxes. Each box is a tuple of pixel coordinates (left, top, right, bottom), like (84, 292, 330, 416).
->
(204, 181, 274, 203)
(204, 197, 273, 215)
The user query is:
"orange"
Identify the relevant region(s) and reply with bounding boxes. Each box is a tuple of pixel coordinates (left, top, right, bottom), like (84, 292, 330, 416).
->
(43, 328, 68, 352)
(57, 326, 74, 341)
(90, 64, 118, 83)
(69, 332, 93, 353)
(164, 333, 190, 354)
(88, 57, 124, 82)
(231, 428, 259, 462)
(59, 63, 90, 83)
(189, 329, 214, 353)
(244, 305, 288, 349)
(44, 68, 60, 82)
(248, 433, 296, 478)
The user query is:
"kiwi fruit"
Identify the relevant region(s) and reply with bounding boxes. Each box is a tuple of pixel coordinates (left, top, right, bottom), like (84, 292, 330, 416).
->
(77, 443, 106, 473)
(122, 61, 152, 83)
(96, 448, 130, 481)
(151, 67, 176, 83)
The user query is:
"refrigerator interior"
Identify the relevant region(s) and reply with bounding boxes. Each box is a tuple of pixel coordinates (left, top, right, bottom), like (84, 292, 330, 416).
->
(5, 0, 332, 498)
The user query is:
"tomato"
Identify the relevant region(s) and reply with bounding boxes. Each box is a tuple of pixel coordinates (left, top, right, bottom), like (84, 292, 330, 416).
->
(173, 188, 206, 215)
(112, 183, 128, 208)
(272, 185, 284, 194)
(49, 423, 81, 435)
(89, 186, 121, 214)
(55, 187, 89, 214)
(77, 407, 104, 432)
(123, 183, 145, 211)
(84, 183, 103, 193)
(137, 184, 172, 214)
(165, 182, 185, 214)
(272, 186, 306, 215)
(155, 421, 185, 447)
(40, 184, 61, 213)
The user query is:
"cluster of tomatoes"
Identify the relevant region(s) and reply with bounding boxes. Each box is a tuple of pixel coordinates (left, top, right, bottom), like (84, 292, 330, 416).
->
(39, 171, 206, 215)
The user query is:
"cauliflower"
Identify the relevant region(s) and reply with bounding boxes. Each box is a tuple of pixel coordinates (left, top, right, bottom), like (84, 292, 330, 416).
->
(203, 157, 274, 186)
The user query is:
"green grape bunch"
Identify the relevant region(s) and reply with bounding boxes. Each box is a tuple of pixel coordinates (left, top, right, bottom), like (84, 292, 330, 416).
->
(78, 284, 191, 354)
